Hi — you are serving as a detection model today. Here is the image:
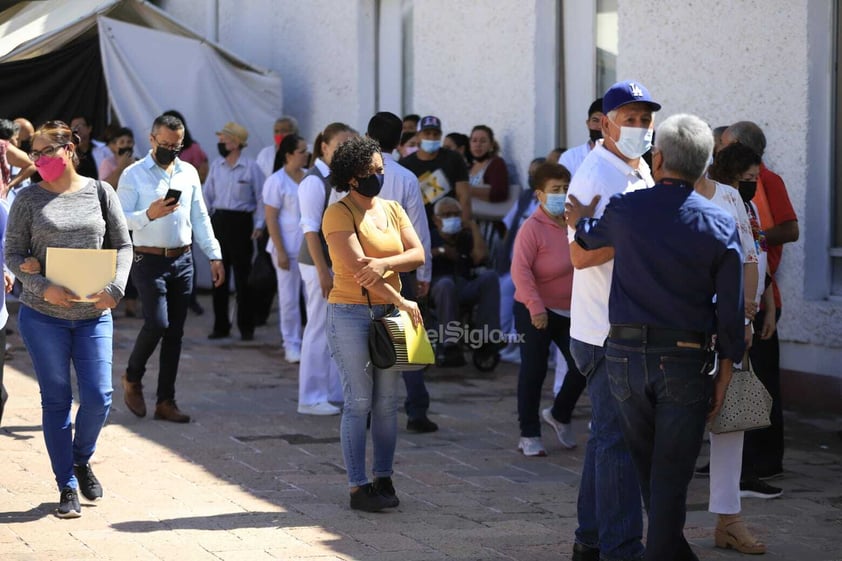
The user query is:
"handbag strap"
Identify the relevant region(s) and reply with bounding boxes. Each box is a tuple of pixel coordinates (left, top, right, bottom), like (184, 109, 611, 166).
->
(337, 199, 374, 312)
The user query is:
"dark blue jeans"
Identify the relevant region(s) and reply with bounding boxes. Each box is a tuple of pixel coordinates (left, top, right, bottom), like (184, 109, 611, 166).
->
(514, 302, 585, 436)
(606, 337, 712, 561)
(126, 251, 193, 403)
(399, 272, 429, 420)
(572, 338, 644, 561)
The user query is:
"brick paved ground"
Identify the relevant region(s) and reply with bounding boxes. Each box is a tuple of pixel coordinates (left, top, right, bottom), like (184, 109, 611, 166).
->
(1, 296, 840, 560)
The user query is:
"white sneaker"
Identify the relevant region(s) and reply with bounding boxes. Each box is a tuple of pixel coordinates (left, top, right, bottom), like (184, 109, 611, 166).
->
(517, 436, 547, 457)
(541, 408, 577, 449)
(297, 402, 341, 416)
(285, 349, 301, 364)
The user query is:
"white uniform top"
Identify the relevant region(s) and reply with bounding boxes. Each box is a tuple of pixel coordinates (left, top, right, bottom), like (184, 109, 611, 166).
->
(256, 144, 276, 179)
(378, 153, 432, 283)
(558, 142, 592, 177)
(263, 167, 305, 257)
(566, 142, 653, 346)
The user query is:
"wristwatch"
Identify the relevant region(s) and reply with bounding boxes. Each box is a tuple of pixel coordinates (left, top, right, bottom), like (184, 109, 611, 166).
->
(436, 247, 446, 256)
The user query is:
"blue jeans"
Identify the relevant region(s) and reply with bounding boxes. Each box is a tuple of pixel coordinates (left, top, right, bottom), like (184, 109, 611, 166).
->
(606, 338, 711, 561)
(572, 338, 644, 561)
(327, 303, 401, 487)
(18, 306, 113, 490)
(126, 251, 192, 402)
(399, 272, 429, 420)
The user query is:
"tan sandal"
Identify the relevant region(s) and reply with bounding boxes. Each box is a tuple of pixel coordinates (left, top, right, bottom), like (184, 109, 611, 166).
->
(715, 514, 766, 555)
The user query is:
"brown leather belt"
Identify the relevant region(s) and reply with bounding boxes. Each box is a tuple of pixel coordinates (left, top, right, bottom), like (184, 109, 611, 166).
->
(133, 245, 191, 258)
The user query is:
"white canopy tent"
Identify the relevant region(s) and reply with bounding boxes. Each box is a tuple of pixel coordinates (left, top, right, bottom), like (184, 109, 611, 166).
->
(0, 0, 283, 158)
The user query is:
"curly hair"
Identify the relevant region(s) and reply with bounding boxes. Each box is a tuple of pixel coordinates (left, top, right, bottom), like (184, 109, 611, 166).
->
(329, 136, 381, 192)
(709, 142, 761, 186)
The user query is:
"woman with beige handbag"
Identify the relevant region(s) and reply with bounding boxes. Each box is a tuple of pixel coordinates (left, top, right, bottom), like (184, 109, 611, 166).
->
(695, 143, 773, 554)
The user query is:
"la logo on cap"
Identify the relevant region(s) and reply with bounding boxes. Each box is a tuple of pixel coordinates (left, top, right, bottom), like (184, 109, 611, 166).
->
(629, 82, 644, 98)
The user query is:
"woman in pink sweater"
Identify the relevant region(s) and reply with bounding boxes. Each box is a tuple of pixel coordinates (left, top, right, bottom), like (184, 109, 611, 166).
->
(511, 162, 586, 457)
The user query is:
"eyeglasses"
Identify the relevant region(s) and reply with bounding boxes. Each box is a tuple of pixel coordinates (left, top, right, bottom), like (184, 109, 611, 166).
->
(152, 136, 183, 152)
(437, 211, 461, 219)
(29, 144, 67, 162)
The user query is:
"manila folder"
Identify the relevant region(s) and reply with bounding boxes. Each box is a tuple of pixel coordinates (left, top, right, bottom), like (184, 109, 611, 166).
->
(400, 310, 435, 365)
(46, 248, 117, 302)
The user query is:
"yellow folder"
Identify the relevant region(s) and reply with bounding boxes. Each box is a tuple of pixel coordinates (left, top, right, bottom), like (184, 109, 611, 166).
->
(400, 310, 435, 365)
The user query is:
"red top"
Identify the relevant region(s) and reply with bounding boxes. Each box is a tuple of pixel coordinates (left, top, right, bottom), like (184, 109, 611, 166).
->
(755, 164, 797, 308)
(511, 205, 574, 316)
(483, 156, 509, 202)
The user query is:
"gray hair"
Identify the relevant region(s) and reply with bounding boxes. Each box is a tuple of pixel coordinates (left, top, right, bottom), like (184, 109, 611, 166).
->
(433, 196, 461, 216)
(654, 114, 714, 182)
(276, 116, 299, 134)
(725, 121, 766, 157)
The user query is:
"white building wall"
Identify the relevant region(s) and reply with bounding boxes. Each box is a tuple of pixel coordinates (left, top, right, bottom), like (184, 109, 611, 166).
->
(618, 1, 842, 377)
(159, 0, 376, 144)
(406, 0, 557, 185)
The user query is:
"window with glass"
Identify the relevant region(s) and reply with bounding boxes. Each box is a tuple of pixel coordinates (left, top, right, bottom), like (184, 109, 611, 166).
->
(596, 0, 618, 96)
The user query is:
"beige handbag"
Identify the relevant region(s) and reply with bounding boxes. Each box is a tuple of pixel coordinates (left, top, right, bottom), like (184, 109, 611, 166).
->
(709, 353, 773, 434)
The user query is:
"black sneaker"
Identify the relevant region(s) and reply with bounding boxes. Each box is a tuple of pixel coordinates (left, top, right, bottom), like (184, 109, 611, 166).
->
(372, 477, 400, 508)
(349, 483, 394, 512)
(74, 463, 103, 501)
(739, 478, 783, 499)
(694, 462, 710, 477)
(406, 416, 438, 433)
(56, 486, 81, 518)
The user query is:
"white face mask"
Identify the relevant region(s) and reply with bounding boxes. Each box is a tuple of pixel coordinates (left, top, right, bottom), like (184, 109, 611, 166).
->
(440, 216, 462, 234)
(611, 121, 653, 159)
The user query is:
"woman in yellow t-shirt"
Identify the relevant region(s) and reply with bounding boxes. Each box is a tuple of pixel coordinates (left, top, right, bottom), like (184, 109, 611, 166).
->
(322, 136, 424, 513)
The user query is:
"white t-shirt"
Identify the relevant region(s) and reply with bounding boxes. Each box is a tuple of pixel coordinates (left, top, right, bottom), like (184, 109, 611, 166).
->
(708, 181, 758, 265)
(558, 142, 592, 177)
(263, 167, 305, 257)
(566, 142, 654, 346)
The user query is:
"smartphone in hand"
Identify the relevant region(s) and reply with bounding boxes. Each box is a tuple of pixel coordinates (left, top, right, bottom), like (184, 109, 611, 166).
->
(165, 188, 182, 206)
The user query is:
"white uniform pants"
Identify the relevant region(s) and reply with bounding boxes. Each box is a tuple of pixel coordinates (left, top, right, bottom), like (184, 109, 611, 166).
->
(298, 263, 342, 405)
(708, 430, 744, 514)
(271, 252, 302, 354)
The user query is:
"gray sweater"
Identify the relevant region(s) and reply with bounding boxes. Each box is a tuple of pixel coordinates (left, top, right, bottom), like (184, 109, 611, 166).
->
(5, 180, 132, 320)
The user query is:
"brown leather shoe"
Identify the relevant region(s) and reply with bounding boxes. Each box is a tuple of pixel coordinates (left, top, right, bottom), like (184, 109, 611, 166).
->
(122, 374, 146, 417)
(154, 399, 191, 423)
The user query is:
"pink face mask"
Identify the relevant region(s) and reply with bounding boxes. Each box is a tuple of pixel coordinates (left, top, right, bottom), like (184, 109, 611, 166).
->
(35, 154, 67, 182)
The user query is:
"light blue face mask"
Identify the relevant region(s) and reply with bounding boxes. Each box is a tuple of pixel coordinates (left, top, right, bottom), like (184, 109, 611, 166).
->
(440, 216, 462, 234)
(420, 139, 441, 153)
(542, 192, 567, 216)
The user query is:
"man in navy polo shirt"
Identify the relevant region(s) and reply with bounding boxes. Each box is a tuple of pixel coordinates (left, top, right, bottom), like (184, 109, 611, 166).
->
(570, 113, 744, 560)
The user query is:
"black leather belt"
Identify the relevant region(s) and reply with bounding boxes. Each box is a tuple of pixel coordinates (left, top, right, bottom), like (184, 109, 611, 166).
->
(608, 324, 707, 348)
(134, 245, 191, 258)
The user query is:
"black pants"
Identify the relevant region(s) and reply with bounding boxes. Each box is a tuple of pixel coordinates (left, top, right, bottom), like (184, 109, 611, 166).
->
(211, 210, 255, 336)
(0, 328, 7, 425)
(742, 307, 784, 478)
(514, 302, 585, 436)
(126, 251, 192, 402)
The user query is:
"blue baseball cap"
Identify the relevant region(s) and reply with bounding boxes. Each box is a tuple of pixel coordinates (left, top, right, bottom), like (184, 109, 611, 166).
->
(602, 80, 661, 113)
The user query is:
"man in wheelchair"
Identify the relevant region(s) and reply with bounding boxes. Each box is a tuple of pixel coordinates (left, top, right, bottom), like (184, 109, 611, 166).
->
(428, 197, 501, 368)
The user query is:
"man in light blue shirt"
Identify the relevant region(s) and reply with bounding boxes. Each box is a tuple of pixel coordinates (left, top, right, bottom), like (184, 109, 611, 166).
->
(118, 114, 224, 424)
(203, 121, 265, 341)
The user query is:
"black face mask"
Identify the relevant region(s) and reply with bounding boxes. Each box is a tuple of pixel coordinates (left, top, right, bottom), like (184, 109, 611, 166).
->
(154, 146, 179, 166)
(589, 128, 603, 143)
(118, 146, 133, 156)
(738, 180, 757, 203)
(355, 173, 384, 198)
(19, 139, 31, 154)
(217, 142, 231, 158)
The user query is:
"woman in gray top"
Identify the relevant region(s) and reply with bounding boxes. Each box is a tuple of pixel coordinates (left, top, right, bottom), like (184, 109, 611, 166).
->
(5, 120, 131, 519)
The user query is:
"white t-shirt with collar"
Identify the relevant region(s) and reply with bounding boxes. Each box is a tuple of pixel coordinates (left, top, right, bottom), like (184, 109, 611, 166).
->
(566, 142, 654, 346)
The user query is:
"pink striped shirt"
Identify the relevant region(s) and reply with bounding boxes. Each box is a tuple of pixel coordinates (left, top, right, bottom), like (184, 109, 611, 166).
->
(512, 206, 574, 316)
